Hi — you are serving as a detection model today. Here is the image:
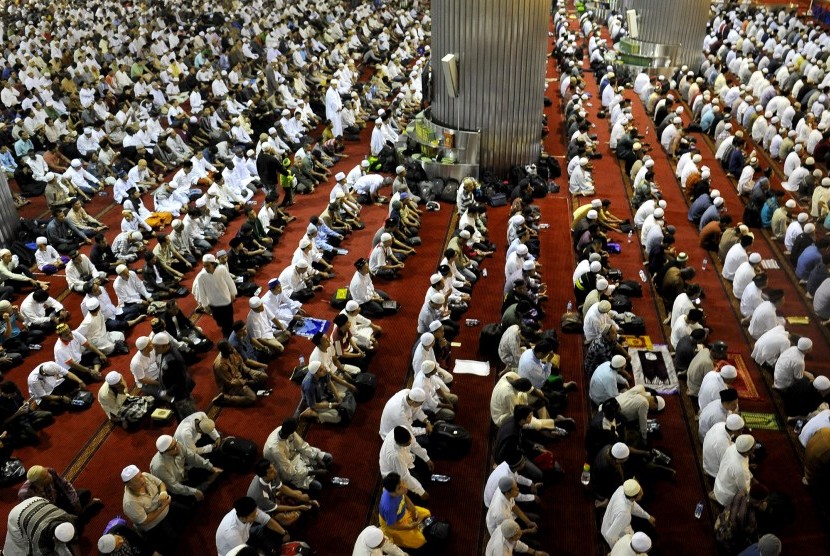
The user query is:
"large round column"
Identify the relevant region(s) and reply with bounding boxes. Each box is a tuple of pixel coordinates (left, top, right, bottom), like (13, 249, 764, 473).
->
(0, 173, 19, 244)
(430, 0, 549, 176)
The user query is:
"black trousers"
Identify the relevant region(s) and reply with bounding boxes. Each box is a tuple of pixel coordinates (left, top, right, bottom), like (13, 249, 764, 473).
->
(210, 303, 235, 338)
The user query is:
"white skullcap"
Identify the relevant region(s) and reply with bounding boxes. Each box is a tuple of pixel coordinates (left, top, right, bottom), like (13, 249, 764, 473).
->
(460, 230, 471, 239)
(516, 244, 529, 256)
(623, 479, 641, 496)
(136, 336, 150, 350)
(693, 154, 702, 163)
(296, 260, 309, 269)
(500, 520, 521, 539)
(361, 160, 370, 168)
(798, 337, 813, 351)
(98, 534, 117, 553)
(813, 375, 830, 391)
(612, 355, 627, 368)
(735, 434, 755, 454)
(587, 210, 598, 220)
(785, 199, 797, 209)
(36, 236, 48, 245)
(656, 396, 666, 411)
(579, 157, 589, 166)
(54, 522, 75, 543)
(653, 208, 664, 219)
(408, 388, 426, 402)
(421, 360, 437, 374)
(299, 237, 311, 248)
(631, 532, 652, 552)
(429, 320, 443, 332)
(121, 464, 140, 482)
(658, 200, 667, 209)
(749, 253, 762, 264)
(807, 157, 816, 165)
(522, 260, 535, 270)
(591, 199, 602, 208)
(70, 159, 82, 168)
(596, 278, 609, 291)
(805, 223, 816, 234)
(85, 297, 100, 311)
(380, 232, 393, 242)
(363, 527, 384, 548)
(701, 168, 711, 178)
(202, 254, 216, 263)
(589, 261, 602, 272)
(720, 365, 738, 379)
(105, 371, 122, 385)
(171, 219, 182, 229)
(346, 300, 360, 312)
(430, 293, 445, 304)
(713, 197, 724, 207)
(116, 264, 128, 275)
(673, 117, 682, 124)
(710, 189, 721, 198)
(598, 300, 612, 313)
(611, 442, 630, 459)
(151, 332, 171, 346)
(645, 159, 654, 168)
(798, 212, 809, 223)
(249, 296, 263, 308)
(335, 172, 346, 181)
(726, 413, 745, 431)
(156, 435, 174, 452)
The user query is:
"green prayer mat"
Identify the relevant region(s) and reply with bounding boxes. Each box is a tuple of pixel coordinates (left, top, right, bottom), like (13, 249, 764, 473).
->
(739, 412, 783, 431)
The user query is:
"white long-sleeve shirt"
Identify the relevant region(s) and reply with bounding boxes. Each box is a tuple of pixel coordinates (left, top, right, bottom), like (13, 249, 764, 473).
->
(114, 271, 151, 305)
(600, 485, 651, 548)
(379, 390, 429, 462)
(19, 294, 63, 326)
(192, 264, 237, 308)
(174, 411, 221, 455)
(713, 444, 752, 506)
(702, 422, 733, 478)
(378, 432, 425, 496)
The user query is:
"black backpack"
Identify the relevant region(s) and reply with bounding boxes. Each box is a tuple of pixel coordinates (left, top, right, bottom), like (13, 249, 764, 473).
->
(429, 422, 472, 460)
(440, 179, 459, 203)
(9, 241, 35, 268)
(419, 181, 437, 203)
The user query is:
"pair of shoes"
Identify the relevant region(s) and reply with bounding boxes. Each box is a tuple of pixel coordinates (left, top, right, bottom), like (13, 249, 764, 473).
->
(28, 344, 42, 350)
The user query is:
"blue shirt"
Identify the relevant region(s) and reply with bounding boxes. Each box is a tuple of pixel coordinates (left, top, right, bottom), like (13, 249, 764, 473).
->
(378, 490, 405, 525)
(301, 372, 328, 407)
(699, 205, 722, 231)
(589, 362, 627, 405)
(761, 197, 778, 228)
(229, 331, 257, 362)
(517, 349, 550, 389)
(688, 195, 712, 223)
(797, 245, 822, 280)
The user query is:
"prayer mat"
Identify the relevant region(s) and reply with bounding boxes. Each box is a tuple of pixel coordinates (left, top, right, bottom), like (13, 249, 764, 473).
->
(723, 354, 761, 401)
(622, 335, 654, 350)
(740, 412, 783, 431)
(629, 345, 678, 394)
(291, 317, 331, 339)
(452, 359, 491, 377)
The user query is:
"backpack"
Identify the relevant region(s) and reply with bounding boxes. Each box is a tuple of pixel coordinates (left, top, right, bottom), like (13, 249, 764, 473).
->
(616, 280, 643, 297)
(561, 312, 583, 333)
(430, 178, 446, 199)
(217, 437, 258, 472)
(17, 218, 47, 243)
(479, 323, 504, 360)
(9, 241, 35, 268)
(419, 181, 437, 203)
(440, 179, 460, 203)
(429, 422, 472, 459)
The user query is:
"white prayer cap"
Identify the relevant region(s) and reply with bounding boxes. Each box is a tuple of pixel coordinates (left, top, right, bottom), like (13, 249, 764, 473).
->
(672, 117, 682, 124)
(713, 197, 724, 207)
(587, 210, 598, 220)
(156, 435, 174, 452)
(596, 278, 609, 291)
(710, 189, 721, 199)
(798, 337, 813, 351)
(202, 253, 216, 263)
(151, 332, 171, 346)
(105, 371, 122, 385)
(805, 223, 816, 233)
(36, 236, 47, 245)
(693, 154, 702, 163)
(249, 296, 263, 308)
(375, 118, 383, 125)
(429, 274, 442, 285)
(346, 300, 360, 312)
(598, 300, 612, 313)
(408, 388, 426, 402)
(589, 261, 602, 273)
(44, 172, 56, 181)
(797, 212, 809, 223)
(823, 178, 830, 187)
(420, 332, 435, 346)
(299, 237, 311, 248)
(396, 165, 406, 174)
(296, 260, 309, 269)
(430, 293, 445, 304)
(136, 336, 150, 350)
(623, 479, 641, 496)
(282, 109, 290, 116)
(701, 168, 711, 178)
(735, 434, 755, 454)
(612, 355, 626, 368)
(522, 260, 535, 270)
(725, 413, 745, 431)
(381, 232, 393, 242)
(98, 534, 117, 553)
(579, 157, 589, 166)
(656, 396, 666, 411)
(725, 123, 733, 130)
(460, 230, 471, 239)
(631, 532, 652, 552)
(720, 365, 738, 379)
(363, 527, 384, 548)
(429, 321, 442, 332)
(335, 191, 345, 199)
(653, 208, 664, 219)
(70, 159, 82, 168)
(121, 464, 140, 482)
(749, 253, 762, 264)
(361, 160, 370, 168)
(116, 264, 128, 275)
(84, 127, 93, 134)
(611, 442, 629, 459)
(516, 244, 529, 256)
(645, 159, 654, 168)
(813, 375, 830, 391)
(421, 360, 437, 374)
(785, 199, 797, 209)
(85, 297, 100, 311)
(54, 522, 75, 543)
(335, 171, 346, 181)
(807, 157, 816, 165)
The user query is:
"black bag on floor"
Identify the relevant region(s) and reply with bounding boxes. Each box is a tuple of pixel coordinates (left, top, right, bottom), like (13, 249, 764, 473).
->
(620, 315, 646, 335)
(430, 178, 445, 200)
(617, 280, 643, 297)
(280, 541, 312, 555)
(440, 179, 460, 203)
(290, 365, 308, 385)
(218, 437, 258, 472)
(70, 390, 93, 411)
(610, 294, 633, 313)
(479, 323, 504, 359)
(330, 287, 350, 309)
(382, 300, 399, 316)
(419, 181, 437, 203)
(424, 517, 451, 543)
(488, 193, 507, 207)
(561, 312, 583, 333)
(353, 372, 377, 402)
(0, 458, 26, 487)
(430, 422, 472, 460)
(337, 391, 357, 424)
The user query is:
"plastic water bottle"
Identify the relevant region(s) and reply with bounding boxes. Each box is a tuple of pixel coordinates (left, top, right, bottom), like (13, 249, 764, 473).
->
(431, 474, 451, 483)
(567, 300, 573, 313)
(298, 355, 306, 366)
(794, 419, 805, 435)
(694, 501, 704, 519)
(639, 269, 647, 283)
(580, 464, 591, 486)
(482, 268, 488, 277)
(331, 477, 349, 486)
(627, 230, 633, 243)
(702, 258, 708, 271)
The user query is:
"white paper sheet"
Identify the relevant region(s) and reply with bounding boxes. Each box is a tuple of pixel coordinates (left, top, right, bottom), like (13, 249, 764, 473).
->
(452, 359, 491, 376)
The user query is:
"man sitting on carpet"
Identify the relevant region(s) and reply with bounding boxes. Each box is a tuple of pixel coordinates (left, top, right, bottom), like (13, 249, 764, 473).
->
(699, 388, 740, 441)
(378, 472, 431, 550)
(264, 417, 333, 495)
